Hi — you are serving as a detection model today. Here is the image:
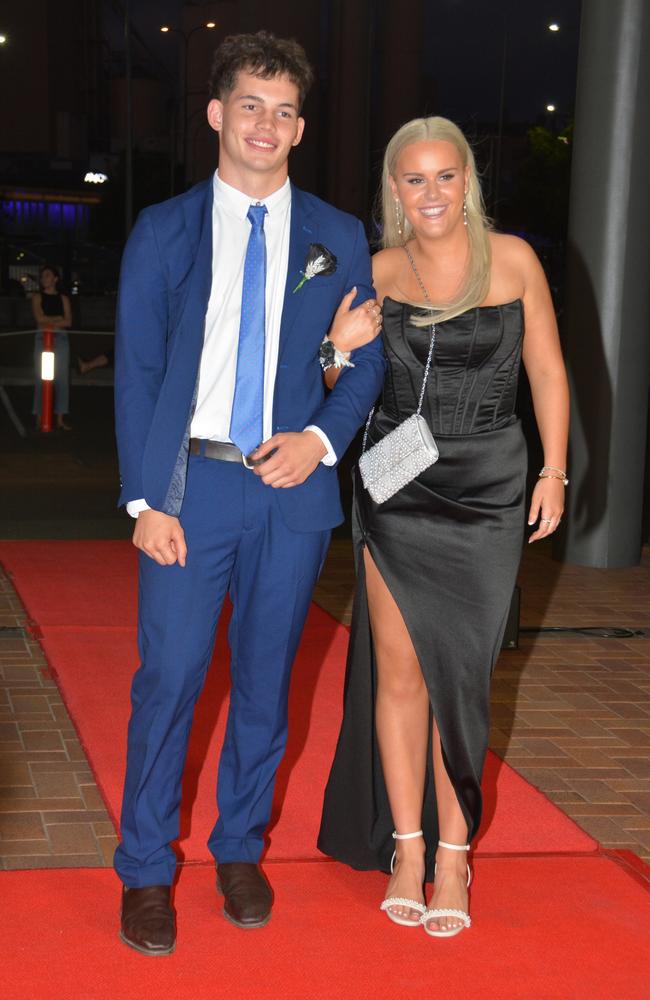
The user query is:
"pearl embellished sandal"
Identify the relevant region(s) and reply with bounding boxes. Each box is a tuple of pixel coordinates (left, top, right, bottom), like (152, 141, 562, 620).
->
(421, 840, 471, 938)
(379, 830, 426, 927)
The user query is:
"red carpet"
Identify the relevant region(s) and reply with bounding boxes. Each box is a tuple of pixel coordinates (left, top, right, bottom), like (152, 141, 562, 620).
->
(3, 541, 649, 999)
(3, 857, 649, 1000)
(1, 540, 597, 860)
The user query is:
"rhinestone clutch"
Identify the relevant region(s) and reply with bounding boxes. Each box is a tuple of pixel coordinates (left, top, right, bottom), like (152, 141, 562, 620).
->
(358, 413, 439, 504)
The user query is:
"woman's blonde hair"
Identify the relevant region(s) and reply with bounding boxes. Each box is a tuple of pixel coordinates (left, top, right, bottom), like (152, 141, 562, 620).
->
(379, 116, 492, 325)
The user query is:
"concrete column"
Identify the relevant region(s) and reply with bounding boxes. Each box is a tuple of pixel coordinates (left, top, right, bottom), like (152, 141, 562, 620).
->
(560, 0, 650, 567)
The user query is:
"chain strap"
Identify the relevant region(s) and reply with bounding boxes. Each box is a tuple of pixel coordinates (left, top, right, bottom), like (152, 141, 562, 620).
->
(415, 323, 436, 414)
(403, 244, 432, 303)
(402, 245, 436, 414)
(361, 248, 436, 452)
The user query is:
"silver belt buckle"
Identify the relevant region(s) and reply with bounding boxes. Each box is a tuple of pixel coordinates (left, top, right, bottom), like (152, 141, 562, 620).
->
(242, 446, 277, 470)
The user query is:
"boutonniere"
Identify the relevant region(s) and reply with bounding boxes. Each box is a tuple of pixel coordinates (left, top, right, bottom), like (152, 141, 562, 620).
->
(293, 243, 337, 293)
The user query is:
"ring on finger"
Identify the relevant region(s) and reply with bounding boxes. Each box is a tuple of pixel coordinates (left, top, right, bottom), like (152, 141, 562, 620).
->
(541, 517, 552, 524)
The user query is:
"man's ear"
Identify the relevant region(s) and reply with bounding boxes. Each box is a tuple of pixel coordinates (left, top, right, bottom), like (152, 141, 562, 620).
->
(292, 117, 306, 148)
(207, 99, 224, 134)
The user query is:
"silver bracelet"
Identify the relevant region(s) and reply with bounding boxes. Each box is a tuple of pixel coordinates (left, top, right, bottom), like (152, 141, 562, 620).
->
(539, 466, 569, 486)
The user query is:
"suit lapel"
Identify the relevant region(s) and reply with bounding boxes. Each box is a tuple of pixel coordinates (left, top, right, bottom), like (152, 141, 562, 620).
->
(181, 179, 211, 257)
(159, 182, 213, 515)
(179, 181, 214, 355)
(278, 185, 317, 362)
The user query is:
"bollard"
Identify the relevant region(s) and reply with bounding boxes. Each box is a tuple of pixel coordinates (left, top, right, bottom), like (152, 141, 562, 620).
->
(40, 327, 55, 433)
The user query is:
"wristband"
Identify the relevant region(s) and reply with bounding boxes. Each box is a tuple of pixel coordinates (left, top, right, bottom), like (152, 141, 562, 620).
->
(319, 336, 354, 371)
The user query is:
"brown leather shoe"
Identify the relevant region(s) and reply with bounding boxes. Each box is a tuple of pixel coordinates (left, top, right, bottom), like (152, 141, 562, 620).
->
(119, 885, 176, 956)
(216, 862, 273, 929)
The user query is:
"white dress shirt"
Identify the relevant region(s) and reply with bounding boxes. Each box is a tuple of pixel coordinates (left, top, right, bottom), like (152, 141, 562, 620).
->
(127, 171, 334, 517)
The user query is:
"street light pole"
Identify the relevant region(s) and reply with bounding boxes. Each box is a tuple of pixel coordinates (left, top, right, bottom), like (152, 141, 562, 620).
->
(545, 103, 557, 132)
(183, 32, 190, 188)
(493, 17, 562, 220)
(124, 0, 133, 235)
(493, 24, 508, 220)
(161, 22, 216, 190)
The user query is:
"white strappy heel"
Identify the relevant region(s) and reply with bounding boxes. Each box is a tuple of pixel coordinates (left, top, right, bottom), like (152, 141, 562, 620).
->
(379, 830, 426, 927)
(421, 840, 471, 938)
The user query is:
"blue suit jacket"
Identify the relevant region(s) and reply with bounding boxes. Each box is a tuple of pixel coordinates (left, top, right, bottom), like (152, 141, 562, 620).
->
(114, 179, 385, 532)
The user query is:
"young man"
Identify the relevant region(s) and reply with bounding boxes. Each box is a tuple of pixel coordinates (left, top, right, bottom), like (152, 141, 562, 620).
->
(113, 31, 384, 955)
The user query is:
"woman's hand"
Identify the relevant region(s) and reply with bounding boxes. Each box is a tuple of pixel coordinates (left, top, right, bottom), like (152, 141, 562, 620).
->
(327, 288, 382, 354)
(527, 477, 565, 543)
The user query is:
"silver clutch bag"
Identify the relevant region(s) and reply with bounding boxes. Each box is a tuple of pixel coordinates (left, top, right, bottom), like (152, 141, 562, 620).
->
(358, 412, 439, 504)
(358, 322, 438, 504)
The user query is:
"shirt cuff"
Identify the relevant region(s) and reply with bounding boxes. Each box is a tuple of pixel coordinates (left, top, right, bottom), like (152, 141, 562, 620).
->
(304, 425, 337, 466)
(126, 498, 151, 518)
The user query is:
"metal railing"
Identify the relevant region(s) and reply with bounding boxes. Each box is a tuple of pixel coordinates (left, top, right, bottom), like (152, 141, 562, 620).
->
(0, 328, 115, 438)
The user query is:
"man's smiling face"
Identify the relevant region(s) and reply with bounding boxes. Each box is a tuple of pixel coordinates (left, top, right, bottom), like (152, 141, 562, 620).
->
(208, 69, 305, 188)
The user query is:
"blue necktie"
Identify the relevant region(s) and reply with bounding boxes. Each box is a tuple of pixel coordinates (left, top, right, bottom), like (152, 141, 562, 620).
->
(230, 203, 268, 457)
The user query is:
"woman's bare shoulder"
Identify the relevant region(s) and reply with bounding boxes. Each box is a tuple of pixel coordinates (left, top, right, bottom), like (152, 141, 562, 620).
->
(372, 245, 405, 273)
(490, 231, 540, 268)
(371, 246, 405, 293)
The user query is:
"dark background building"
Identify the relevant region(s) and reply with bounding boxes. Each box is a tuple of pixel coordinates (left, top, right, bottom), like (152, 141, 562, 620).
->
(4, 0, 648, 571)
(0, 0, 580, 298)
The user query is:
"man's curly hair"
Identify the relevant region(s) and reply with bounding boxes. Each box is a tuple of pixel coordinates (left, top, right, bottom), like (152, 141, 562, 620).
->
(208, 31, 314, 111)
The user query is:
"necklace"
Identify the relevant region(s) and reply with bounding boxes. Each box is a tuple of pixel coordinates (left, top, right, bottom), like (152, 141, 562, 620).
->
(403, 244, 433, 304)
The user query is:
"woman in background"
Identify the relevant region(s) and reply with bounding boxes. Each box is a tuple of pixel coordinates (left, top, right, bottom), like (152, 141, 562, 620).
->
(319, 117, 569, 937)
(32, 264, 72, 430)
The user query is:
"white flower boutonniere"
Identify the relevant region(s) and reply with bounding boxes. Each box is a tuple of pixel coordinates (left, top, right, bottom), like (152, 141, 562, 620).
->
(293, 243, 338, 293)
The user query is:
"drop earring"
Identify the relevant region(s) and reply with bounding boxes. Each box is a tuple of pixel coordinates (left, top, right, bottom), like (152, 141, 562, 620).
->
(394, 199, 403, 239)
(463, 195, 468, 227)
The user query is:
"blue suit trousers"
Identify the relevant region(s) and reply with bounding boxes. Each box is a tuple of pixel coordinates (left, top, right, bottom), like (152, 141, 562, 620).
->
(113, 451, 330, 887)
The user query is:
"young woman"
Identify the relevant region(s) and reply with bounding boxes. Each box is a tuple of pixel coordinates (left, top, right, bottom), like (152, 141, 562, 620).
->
(319, 117, 569, 937)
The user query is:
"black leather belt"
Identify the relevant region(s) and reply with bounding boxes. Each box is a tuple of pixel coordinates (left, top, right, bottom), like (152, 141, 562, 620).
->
(189, 438, 267, 468)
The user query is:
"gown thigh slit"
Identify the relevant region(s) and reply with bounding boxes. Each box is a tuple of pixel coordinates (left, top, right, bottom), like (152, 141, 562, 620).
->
(363, 539, 468, 833)
(318, 297, 527, 881)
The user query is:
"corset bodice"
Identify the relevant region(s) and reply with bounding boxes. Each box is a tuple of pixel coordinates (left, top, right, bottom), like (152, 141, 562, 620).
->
(378, 296, 524, 435)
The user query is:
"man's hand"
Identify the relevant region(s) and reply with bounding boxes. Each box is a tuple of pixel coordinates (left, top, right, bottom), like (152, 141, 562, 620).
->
(132, 509, 187, 566)
(250, 431, 327, 488)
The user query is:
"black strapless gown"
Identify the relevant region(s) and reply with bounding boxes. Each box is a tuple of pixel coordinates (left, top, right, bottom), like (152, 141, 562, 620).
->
(318, 297, 527, 880)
